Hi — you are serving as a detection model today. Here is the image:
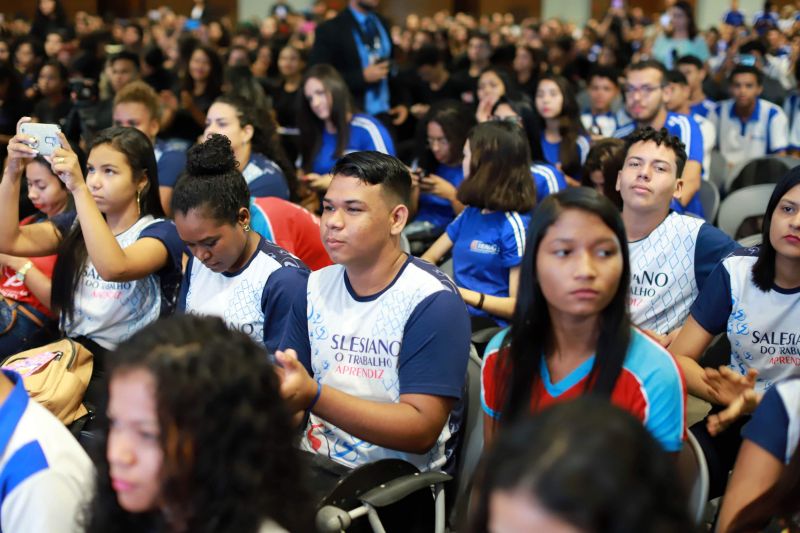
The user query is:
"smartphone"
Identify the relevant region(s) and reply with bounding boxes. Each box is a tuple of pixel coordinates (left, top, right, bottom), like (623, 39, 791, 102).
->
(737, 53, 757, 67)
(20, 123, 61, 156)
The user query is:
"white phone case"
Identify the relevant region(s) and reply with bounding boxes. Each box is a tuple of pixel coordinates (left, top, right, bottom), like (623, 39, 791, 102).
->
(20, 123, 61, 156)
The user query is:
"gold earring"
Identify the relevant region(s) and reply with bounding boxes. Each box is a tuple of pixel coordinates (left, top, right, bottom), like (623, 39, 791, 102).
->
(136, 190, 142, 214)
(242, 223, 251, 232)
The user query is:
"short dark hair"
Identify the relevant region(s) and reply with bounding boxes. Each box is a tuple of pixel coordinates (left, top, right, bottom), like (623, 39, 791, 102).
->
(588, 66, 621, 87)
(675, 54, 704, 70)
(330, 151, 412, 206)
(457, 121, 536, 212)
(468, 30, 490, 45)
(413, 44, 443, 68)
(109, 50, 140, 70)
(730, 64, 764, 86)
(627, 59, 668, 84)
(665, 69, 688, 85)
(622, 127, 688, 179)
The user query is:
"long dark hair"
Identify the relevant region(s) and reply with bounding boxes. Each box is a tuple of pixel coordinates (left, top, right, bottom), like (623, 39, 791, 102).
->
(469, 399, 694, 533)
(752, 168, 800, 291)
(82, 314, 312, 533)
(181, 44, 223, 101)
(669, 1, 699, 40)
(212, 94, 299, 201)
(581, 137, 626, 211)
(534, 73, 586, 178)
(491, 96, 546, 162)
(456, 121, 536, 212)
(497, 188, 631, 424)
(51, 127, 163, 324)
(416, 100, 475, 173)
(297, 63, 355, 172)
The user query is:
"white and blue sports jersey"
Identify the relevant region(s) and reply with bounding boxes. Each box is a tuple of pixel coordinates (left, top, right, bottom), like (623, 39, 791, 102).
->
(415, 163, 464, 230)
(711, 98, 789, 167)
(283, 257, 470, 472)
(0, 371, 94, 532)
(311, 114, 396, 175)
(695, 112, 715, 180)
(154, 139, 187, 188)
(581, 110, 620, 138)
(242, 152, 290, 200)
(742, 378, 800, 464)
(783, 92, 800, 150)
(628, 212, 738, 335)
(51, 214, 184, 350)
(531, 162, 567, 203)
(541, 135, 590, 170)
(690, 99, 717, 120)
(178, 236, 308, 352)
(446, 207, 531, 324)
(690, 247, 800, 392)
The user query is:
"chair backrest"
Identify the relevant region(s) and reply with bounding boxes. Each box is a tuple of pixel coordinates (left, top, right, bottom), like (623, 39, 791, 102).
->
(724, 156, 796, 195)
(698, 179, 720, 224)
(708, 150, 727, 189)
(450, 344, 484, 528)
(678, 431, 710, 525)
(717, 184, 776, 238)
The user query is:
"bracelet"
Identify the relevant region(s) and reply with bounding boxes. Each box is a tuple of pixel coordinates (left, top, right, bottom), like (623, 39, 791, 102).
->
(307, 381, 323, 413)
(476, 292, 485, 310)
(14, 261, 33, 282)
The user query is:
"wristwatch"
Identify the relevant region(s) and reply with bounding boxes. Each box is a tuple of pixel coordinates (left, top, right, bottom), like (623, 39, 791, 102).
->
(14, 261, 33, 282)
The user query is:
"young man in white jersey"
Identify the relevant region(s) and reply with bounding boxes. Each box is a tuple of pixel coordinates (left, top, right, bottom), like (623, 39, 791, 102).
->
(277, 151, 470, 478)
(617, 127, 738, 346)
(0, 370, 95, 532)
(613, 60, 705, 217)
(711, 64, 789, 170)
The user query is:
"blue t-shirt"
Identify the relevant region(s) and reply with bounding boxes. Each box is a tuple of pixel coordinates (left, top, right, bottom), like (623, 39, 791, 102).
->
(242, 152, 290, 200)
(722, 9, 745, 26)
(540, 135, 590, 176)
(446, 207, 531, 324)
(154, 139, 187, 188)
(415, 163, 464, 230)
(742, 378, 800, 464)
(690, 99, 717, 119)
(615, 112, 705, 218)
(531, 162, 567, 203)
(178, 236, 308, 352)
(690, 247, 800, 392)
(311, 114, 396, 175)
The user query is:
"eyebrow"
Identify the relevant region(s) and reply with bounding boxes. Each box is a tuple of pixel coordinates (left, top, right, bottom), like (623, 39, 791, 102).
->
(549, 237, 618, 245)
(322, 198, 368, 206)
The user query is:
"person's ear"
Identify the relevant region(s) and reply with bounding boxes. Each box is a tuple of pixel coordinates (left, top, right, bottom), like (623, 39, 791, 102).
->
(237, 207, 251, 227)
(242, 123, 254, 145)
(389, 203, 409, 237)
(615, 170, 622, 192)
(673, 177, 684, 199)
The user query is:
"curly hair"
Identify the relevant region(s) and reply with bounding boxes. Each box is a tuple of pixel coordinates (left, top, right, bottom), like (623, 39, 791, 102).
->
(213, 93, 299, 201)
(171, 133, 250, 225)
(82, 314, 312, 533)
(622, 126, 688, 179)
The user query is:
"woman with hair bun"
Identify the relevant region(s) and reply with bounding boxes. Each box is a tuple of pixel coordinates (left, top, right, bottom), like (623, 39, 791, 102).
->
(82, 314, 312, 533)
(172, 134, 309, 351)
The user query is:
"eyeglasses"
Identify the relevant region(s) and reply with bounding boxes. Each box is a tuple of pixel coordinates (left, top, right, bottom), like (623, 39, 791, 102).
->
(427, 137, 449, 147)
(623, 84, 663, 97)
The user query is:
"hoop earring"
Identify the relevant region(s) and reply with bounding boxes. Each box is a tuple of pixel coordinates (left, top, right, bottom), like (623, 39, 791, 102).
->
(136, 190, 142, 215)
(242, 223, 251, 232)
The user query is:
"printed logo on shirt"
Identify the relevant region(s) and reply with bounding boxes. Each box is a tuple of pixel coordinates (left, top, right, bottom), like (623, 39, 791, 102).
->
(469, 240, 500, 255)
(753, 330, 800, 357)
(82, 265, 132, 298)
(630, 270, 670, 299)
(330, 334, 399, 379)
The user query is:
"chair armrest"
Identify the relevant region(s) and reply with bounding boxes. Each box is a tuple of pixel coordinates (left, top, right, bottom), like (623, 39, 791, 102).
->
(358, 471, 452, 508)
